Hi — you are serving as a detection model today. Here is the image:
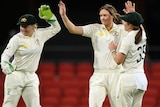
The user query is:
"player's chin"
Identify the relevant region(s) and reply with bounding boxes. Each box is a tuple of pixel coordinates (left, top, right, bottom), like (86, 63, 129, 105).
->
(21, 31, 31, 36)
(101, 21, 108, 25)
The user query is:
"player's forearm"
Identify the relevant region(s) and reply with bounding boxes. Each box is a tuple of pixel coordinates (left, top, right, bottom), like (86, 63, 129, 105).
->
(112, 51, 125, 65)
(61, 14, 83, 35)
(61, 14, 75, 32)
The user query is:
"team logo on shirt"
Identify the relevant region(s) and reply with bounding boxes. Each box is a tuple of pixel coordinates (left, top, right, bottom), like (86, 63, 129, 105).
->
(113, 30, 119, 37)
(23, 43, 28, 48)
(35, 39, 40, 46)
(98, 32, 103, 37)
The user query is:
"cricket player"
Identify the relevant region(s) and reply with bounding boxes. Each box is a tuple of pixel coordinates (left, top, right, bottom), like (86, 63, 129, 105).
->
(0, 5, 61, 107)
(58, 1, 135, 107)
(109, 12, 148, 107)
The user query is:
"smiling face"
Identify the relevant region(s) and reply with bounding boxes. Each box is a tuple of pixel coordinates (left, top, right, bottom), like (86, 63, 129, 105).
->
(99, 4, 119, 30)
(99, 9, 114, 26)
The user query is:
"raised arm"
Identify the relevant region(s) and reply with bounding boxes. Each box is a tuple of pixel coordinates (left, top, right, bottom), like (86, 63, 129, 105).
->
(58, 0, 83, 35)
(123, 1, 135, 13)
(38, 4, 61, 32)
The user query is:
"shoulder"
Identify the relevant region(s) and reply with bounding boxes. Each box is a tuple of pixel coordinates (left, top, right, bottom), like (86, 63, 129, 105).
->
(10, 32, 21, 40)
(113, 23, 125, 31)
(83, 23, 103, 28)
(123, 31, 136, 44)
(83, 23, 105, 33)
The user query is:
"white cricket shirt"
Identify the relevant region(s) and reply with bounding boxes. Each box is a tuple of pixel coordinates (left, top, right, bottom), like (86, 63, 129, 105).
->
(1, 21, 61, 73)
(119, 30, 147, 73)
(82, 23, 127, 71)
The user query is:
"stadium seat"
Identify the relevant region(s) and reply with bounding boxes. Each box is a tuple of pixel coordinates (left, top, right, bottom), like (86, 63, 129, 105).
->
(0, 68, 5, 78)
(40, 77, 60, 89)
(150, 62, 160, 75)
(103, 97, 111, 107)
(148, 78, 160, 90)
(38, 62, 57, 81)
(0, 97, 3, 106)
(75, 79, 89, 90)
(57, 62, 76, 81)
(43, 87, 62, 98)
(80, 94, 88, 105)
(17, 97, 25, 107)
(38, 62, 57, 72)
(144, 63, 151, 79)
(60, 95, 80, 106)
(41, 95, 60, 107)
(76, 62, 93, 81)
(144, 86, 159, 98)
(143, 87, 158, 106)
(78, 104, 88, 107)
(151, 70, 160, 81)
(58, 104, 74, 107)
(142, 96, 157, 107)
(59, 79, 77, 89)
(63, 87, 81, 98)
(156, 100, 160, 107)
(76, 70, 92, 81)
(76, 62, 93, 73)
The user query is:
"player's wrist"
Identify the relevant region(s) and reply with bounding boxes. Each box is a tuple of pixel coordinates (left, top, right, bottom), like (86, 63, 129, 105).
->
(111, 49, 116, 53)
(47, 15, 56, 23)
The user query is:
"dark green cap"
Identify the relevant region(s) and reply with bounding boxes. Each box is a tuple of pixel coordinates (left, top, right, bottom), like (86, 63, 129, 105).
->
(17, 14, 37, 27)
(120, 12, 144, 26)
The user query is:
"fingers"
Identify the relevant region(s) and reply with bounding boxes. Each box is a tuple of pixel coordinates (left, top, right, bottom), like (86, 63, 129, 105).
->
(58, 0, 66, 13)
(127, 1, 132, 7)
(123, 0, 135, 13)
(40, 5, 50, 10)
(122, 8, 127, 13)
(126, 1, 135, 8)
(58, 0, 65, 7)
(133, 3, 135, 9)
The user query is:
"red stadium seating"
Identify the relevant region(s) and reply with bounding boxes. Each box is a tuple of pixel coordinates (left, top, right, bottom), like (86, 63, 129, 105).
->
(58, 62, 76, 81)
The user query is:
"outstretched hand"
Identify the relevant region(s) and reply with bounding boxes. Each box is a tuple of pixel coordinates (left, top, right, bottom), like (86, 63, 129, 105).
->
(39, 4, 54, 20)
(58, 0, 67, 17)
(123, 1, 135, 13)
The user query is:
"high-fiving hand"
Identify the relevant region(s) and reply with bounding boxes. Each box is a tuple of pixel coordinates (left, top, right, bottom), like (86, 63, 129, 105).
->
(58, 0, 67, 17)
(123, 1, 135, 13)
(39, 4, 56, 23)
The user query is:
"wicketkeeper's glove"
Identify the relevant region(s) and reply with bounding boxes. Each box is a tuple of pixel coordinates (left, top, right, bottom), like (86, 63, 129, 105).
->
(1, 61, 15, 75)
(38, 4, 56, 23)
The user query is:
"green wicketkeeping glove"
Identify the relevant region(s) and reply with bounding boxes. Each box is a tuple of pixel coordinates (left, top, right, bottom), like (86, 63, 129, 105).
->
(1, 61, 15, 75)
(38, 5, 56, 23)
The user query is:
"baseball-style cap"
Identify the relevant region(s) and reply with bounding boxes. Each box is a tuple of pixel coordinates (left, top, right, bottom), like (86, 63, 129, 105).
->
(17, 14, 37, 27)
(120, 12, 144, 26)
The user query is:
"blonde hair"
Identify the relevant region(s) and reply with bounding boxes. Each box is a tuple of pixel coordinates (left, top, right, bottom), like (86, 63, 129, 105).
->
(100, 4, 122, 24)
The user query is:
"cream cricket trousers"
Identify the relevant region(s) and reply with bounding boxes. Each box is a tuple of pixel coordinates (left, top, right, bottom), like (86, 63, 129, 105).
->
(2, 71, 41, 107)
(89, 69, 121, 107)
(120, 73, 147, 107)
